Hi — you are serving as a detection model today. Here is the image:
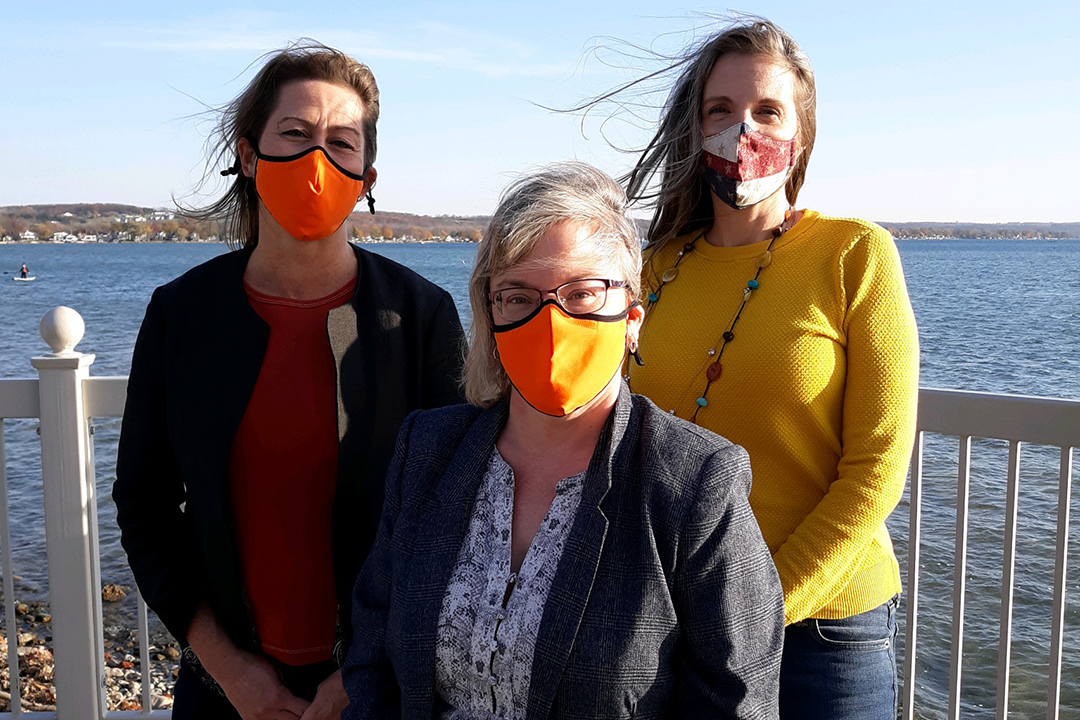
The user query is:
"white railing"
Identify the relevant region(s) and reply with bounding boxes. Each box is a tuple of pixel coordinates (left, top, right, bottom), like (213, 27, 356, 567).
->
(903, 390, 1078, 720)
(0, 308, 168, 720)
(0, 306, 1076, 719)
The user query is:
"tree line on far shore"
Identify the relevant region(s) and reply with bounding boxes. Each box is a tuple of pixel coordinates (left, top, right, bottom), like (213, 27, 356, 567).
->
(877, 221, 1080, 240)
(1, 204, 1077, 243)
(0, 204, 487, 243)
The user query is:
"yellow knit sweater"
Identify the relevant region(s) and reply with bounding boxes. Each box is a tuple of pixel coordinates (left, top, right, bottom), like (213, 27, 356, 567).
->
(629, 210, 919, 625)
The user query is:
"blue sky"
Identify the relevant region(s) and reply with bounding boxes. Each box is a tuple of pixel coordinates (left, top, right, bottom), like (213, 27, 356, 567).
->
(2, 1, 1078, 222)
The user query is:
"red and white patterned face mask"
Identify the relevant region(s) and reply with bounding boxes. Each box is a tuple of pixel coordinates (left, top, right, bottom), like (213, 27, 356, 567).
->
(701, 122, 797, 210)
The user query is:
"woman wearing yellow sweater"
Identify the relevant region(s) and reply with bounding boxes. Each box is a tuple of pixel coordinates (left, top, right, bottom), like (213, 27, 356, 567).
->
(622, 17, 919, 720)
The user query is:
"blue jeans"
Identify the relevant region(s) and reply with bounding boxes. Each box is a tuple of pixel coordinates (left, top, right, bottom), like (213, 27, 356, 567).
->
(779, 596, 899, 720)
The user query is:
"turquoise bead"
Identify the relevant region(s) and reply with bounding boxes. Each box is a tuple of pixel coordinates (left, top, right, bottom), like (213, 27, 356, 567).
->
(747, 279, 759, 290)
(696, 397, 708, 407)
(648, 292, 658, 303)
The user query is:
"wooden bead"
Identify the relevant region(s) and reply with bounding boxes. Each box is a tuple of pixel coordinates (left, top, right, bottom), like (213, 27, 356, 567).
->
(705, 362, 722, 382)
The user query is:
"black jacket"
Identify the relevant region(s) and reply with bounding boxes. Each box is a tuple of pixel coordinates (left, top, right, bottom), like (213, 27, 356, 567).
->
(344, 385, 784, 719)
(114, 244, 466, 652)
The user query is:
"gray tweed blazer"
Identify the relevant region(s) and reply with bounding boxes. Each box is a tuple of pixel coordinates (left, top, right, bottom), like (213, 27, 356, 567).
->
(343, 384, 783, 719)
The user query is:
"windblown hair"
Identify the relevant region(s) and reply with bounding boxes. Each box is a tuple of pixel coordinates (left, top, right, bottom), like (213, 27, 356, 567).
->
(463, 162, 642, 408)
(619, 16, 816, 253)
(181, 39, 380, 249)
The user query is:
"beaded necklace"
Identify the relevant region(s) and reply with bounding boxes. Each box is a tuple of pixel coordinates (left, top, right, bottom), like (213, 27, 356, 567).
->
(635, 209, 793, 424)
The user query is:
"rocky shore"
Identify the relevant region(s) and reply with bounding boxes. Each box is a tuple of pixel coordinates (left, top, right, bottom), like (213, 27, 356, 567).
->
(1, 590, 179, 712)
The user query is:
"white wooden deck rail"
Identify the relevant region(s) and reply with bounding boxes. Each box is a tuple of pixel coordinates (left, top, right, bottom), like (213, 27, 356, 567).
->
(0, 307, 1076, 719)
(905, 390, 1078, 720)
(1, 309, 167, 720)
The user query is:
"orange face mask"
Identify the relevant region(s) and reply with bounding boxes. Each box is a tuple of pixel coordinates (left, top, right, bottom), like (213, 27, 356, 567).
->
(493, 301, 630, 417)
(254, 145, 366, 242)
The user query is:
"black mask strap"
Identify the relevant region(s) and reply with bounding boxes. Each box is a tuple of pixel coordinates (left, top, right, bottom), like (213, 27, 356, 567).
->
(220, 158, 241, 177)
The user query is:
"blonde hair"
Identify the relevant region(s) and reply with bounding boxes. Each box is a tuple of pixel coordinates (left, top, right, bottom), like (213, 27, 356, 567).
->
(463, 162, 642, 407)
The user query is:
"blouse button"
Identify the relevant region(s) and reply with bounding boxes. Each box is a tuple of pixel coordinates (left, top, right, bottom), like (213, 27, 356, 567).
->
(496, 611, 506, 621)
(489, 639, 499, 652)
(488, 675, 499, 686)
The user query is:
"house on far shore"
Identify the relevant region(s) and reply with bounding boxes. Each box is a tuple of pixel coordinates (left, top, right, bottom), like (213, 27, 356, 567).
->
(149, 210, 175, 221)
(20, 230, 38, 242)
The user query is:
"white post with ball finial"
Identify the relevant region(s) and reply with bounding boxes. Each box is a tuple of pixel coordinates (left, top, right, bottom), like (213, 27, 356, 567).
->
(31, 307, 105, 718)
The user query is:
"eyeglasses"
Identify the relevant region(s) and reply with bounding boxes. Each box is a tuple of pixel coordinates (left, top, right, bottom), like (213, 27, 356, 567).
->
(489, 278, 631, 324)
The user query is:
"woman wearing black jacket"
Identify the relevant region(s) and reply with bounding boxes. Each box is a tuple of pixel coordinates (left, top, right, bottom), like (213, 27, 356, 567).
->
(114, 42, 464, 720)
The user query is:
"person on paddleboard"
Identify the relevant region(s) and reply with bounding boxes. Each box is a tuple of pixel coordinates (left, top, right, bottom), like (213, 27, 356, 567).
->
(20, 263, 28, 278)
(114, 40, 466, 720)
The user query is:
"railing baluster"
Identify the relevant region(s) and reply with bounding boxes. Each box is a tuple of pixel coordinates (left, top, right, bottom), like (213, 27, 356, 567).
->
(84, 422, 106, 717)
(995, 441, 1022, 719)
(137, 593, 151, 715)
(948, 435, 972, 720)
(902, 430, 924, 720)
(1046, 447, 1073, 720)
(0, 428, 23, 715)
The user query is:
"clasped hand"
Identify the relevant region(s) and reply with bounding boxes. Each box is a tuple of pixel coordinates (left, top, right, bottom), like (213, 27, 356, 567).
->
(217, 651, 348, 720)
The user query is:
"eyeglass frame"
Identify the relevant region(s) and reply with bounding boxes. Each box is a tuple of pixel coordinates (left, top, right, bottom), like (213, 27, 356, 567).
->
(488, 278, 633, 324)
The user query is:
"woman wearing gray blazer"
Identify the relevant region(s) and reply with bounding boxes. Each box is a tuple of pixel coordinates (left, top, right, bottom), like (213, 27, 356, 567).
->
(343, 163, 783, 719)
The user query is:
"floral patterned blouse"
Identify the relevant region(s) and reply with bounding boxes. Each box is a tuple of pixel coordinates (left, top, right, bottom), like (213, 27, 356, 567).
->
(434, 448, 586, 720)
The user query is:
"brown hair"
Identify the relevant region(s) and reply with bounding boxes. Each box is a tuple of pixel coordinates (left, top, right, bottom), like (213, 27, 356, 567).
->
(621, 17, 816, 252)
(183, 39, 380, 249)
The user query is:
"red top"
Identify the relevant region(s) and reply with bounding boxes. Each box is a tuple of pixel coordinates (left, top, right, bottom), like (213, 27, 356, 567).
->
(228, 278, 355, 665)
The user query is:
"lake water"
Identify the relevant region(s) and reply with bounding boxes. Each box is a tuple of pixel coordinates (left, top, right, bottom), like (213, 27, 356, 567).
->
(1, 239, 1078, 718)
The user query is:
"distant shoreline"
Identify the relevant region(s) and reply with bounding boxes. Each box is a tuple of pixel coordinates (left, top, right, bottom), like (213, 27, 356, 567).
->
(3, 204, 1079, 244)
(889, 235, 1080, 241)
(0, 237, 481, 246)
(2, 236, 1078, 246)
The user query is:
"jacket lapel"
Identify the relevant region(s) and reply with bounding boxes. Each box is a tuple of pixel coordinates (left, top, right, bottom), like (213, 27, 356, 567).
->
(183, 247, 267, 489)
(327, 243, 367, 448)
(404, 401, 509, 711)
(526, 385, 632, 720)
(174, 247, 268, 642)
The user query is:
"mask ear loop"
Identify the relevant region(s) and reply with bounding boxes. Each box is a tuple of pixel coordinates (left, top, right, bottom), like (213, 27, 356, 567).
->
(220, 159, 241, 177)
(366, 192, 376, 215)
